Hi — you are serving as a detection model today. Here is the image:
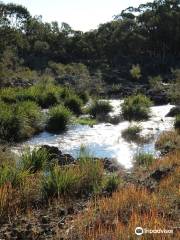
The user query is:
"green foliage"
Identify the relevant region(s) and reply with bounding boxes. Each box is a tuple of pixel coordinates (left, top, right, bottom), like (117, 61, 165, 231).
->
(64, 95, 83, 115)
(88, 101, 113, 118)
(134, 152, 155, 168)
(42, 156, 104, 198)
(77, 91, 89, 104)
(47, 105, 72, 133)
(130, 64, 141, 80)
(149, 75, 163, 91)
(104, 174, 120, 193)
(169, 69, 180, 105)
(42, 165, 81, 198)
(0, 100, 42, 142)
(122, 124, 142, 142)
(174, 115, 180, 131)
(20, 148, 50, 173)
(0, 148, 29, 187)
(121, 94, 152, 121)
(72, 117, 97, 126)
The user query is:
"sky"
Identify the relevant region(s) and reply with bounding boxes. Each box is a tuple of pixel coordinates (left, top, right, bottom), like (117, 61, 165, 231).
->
(3, 0, 152, 31)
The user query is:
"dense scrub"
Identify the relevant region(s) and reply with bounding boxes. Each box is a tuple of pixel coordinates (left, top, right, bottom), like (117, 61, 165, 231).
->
(121, 94, 152, 121)
(87, 100, 113, 118)
(0, 83, 87, 142)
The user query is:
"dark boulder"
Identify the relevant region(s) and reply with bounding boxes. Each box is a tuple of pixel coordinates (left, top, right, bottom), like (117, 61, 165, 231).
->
(147, 89, 169, 105)
(150, 168, 171, 181)
(39, 145, 75, 166)
(103, 158, 122, 172)
(166, 106, 180, 117)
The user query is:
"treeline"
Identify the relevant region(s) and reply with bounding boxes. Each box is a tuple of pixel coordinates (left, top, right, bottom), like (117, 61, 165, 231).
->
(0, 0, 180, 86)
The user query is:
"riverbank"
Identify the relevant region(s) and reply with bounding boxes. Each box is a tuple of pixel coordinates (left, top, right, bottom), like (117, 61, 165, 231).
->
(0, 142, 180, 239)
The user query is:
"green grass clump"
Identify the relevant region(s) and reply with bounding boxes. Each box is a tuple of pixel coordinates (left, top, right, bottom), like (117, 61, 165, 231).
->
(104, 174, 121, 193)
(64, 95, 83, 115)
(134, 152, 155, 168)
(46, 105, 72, 133)
(42, 165, 81, 198)
(174, 115, 180, 131)
(0, 101, 43, 142)
(72, 117, 97, 126)
(42, 147, 104, 198)
(20, 148, 50, 173)
(77, 91, 89, 104)
(122, 124, 142, 142)
(121, 94, 152, 121)
(88, 100, 113, 118)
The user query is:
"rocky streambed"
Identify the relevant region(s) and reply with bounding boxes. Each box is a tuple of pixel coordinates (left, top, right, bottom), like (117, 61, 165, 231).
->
(17, 100, 175, 169)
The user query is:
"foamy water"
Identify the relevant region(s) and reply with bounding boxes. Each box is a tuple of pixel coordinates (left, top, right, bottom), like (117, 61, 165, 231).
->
(21, 100, 175, 169)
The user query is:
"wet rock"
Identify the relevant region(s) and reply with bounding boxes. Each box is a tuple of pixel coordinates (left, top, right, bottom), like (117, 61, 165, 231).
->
(103, 158, 121, 172)
(147, 89, 169, 105)
(39, 145, 75, 166)
(166, 106, 180, 117)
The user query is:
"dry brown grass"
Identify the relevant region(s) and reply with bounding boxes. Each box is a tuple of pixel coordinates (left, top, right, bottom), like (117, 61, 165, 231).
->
(69, 150, 180, 240)
(155, 130, 180, 153)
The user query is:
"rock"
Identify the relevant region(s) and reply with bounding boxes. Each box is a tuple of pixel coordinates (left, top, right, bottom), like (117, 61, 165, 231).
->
(147, 89, 169, 105)
(103, 158, 121, 172)
(39, 145, 75, 166)
(39, 145, 62, 159)
(166, 106, 180, 117)
(150, 168, 171, 181)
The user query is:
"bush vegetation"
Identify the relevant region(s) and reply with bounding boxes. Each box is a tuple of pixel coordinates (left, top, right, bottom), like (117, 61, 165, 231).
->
(0, 100, 43, 142)
(64, 95, 83, 115)
(88, 100, 113, 118)
(121, 94, 152, 121)
(46, 105, 72, 133)
(122, 124, 142, 142)
(134, 152, 155, 168)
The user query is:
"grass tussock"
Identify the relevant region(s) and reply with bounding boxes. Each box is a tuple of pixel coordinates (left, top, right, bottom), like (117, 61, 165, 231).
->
(155, 131, 180, 154)
(46, 105, 72, 133)
(121, 94, 152, 121)
(88, 100, 113, 118)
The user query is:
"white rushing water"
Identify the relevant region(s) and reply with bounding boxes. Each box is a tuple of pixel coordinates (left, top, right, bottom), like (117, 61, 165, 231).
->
(22, 100, 175, 169)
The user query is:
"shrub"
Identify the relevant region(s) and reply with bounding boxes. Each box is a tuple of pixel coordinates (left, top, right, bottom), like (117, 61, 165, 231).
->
(148, 75, 163, 91)
(88, 100, 113, 118)
(46, 105, 72, 133)
(134, 152, 155, 168)
(0, 100, 43, 142)
(27, 84, 60, 108)
(64, 95, 83, 115)
(77, 91, 89, 104)
(0, 101, 22, 142)
(174, 115, 180, 131)
(20, 148, 50, 173)
(15, 101, 43, 137)
(155, 131, 180, 154)
(121, 94, 152, 121)
(130, 64, 141, 80)
(122, 124, 142, 142)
